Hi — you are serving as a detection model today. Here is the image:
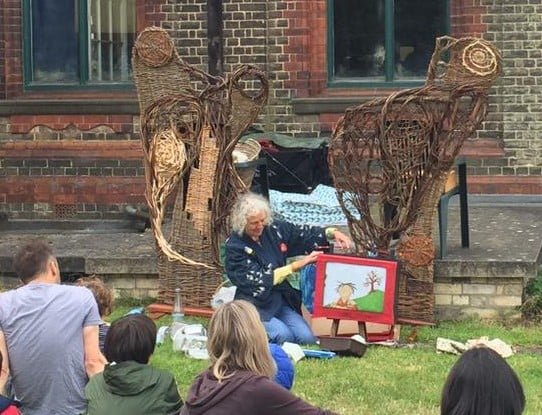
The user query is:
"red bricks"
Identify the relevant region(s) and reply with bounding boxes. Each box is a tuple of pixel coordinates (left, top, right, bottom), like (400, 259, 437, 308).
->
(450, 0, 488, 37)
(468, 176, 542, 195)
(0, 140, 143, 159)
(0, 176, 146, 205)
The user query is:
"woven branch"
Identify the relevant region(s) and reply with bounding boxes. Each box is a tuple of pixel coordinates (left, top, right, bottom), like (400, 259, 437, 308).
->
(329, 36, 502, 323)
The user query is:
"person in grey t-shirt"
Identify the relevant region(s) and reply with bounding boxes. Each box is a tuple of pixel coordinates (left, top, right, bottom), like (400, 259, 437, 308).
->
(0, 240, 106, 415)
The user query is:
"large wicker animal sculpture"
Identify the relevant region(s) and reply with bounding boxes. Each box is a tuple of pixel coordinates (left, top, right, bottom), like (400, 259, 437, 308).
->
(329, 36, 502, 323)
(132, 27, 268, 306)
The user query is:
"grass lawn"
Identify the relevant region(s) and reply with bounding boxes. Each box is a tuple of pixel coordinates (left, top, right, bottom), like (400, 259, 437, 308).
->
(110, 306, 542, 415)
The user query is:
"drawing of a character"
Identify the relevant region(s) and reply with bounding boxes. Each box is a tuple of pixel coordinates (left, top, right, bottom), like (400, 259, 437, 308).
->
(330, 282, 358, 310)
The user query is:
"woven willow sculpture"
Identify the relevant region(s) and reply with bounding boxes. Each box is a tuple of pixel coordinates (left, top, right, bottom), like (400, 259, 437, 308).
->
(132, 27, 268, 306)
(329, 37, 502, 323)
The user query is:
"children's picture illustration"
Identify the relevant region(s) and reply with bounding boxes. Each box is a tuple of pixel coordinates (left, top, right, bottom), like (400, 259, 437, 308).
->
(324, 263, 387, 313)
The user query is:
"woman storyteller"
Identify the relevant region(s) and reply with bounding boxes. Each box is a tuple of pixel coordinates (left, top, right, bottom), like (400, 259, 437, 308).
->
(225, 192, 351, 344)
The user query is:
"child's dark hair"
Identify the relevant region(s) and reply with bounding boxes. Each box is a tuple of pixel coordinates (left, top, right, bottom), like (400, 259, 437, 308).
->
(440, 347, 525, 415)
(75, 276, 114, 317)
(104, 314, 157, 364)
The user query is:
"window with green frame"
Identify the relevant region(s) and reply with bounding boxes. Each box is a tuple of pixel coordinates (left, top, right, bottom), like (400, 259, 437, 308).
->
(23, 0, 136, 89)
(328, 0, 449, 87)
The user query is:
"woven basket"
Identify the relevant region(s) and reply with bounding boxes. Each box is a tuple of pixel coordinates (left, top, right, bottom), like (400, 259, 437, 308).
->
(233, 138, 262, 189)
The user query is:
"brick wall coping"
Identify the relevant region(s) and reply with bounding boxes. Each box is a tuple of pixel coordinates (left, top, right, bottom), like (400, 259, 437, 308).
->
(0, 140, 143, 159)
(0, 99, 139, 115)
(292, 96, 372, 115)
(292, 95, 498, 116)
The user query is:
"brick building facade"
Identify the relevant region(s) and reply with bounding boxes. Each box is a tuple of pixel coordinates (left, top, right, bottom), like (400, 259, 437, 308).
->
(0, 0, 540, 219)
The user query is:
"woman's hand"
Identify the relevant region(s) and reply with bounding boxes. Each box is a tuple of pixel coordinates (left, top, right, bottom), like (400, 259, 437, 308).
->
(331, 229, 352, 249)
(292, 251, 323, 272)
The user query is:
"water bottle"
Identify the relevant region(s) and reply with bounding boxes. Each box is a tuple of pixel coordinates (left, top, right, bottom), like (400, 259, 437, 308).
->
(170, 288, 186, 340)
(172, 288, 184, 322)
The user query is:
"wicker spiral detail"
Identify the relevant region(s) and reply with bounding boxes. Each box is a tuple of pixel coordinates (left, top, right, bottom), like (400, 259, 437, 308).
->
(396, 235, 435, 267)
(461, 40, 499, 76)
(152, 129, 186, 175)
(135, 29, 174, 68)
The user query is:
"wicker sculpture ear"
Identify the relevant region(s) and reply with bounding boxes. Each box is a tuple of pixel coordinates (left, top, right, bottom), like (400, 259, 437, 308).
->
(225, 65, 269, 191)
(228, 65, 269, 143)
(141, 97, 210, 267)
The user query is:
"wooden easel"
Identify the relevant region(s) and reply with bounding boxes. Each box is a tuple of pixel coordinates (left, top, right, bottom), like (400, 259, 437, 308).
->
(330, 319, 367, 339)
(329, 318, 397, 343)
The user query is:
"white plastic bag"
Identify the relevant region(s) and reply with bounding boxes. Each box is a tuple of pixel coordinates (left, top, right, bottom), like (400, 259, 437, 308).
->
(172, 324, 209, 359)
(211, 286, 237, 309)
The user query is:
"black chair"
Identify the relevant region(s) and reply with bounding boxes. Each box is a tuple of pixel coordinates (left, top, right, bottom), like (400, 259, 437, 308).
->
(438, 158, 469, 258)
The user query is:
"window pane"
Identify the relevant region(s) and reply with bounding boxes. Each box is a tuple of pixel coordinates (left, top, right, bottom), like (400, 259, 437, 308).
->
(333, 0, 385, 80)
(89, 0, 136, 82)
(395, 0, 448, 80)
(31, 0, 79, 83)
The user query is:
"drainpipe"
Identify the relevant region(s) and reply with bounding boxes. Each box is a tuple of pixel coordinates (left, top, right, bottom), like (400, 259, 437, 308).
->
(207, 0, 224, 77)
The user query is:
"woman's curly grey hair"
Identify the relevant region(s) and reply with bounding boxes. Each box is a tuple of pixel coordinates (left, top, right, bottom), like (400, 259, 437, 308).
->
(230, 192, 272, 236)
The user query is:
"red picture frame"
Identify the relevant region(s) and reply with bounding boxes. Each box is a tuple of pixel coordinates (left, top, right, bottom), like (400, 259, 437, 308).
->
(313, 254, 399, 325)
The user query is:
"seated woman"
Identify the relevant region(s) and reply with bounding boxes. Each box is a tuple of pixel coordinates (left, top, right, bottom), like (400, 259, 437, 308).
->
(85, 315, 183, 415)
(225, 192, 351, 344)
(181, 300, 338, 415)
(440, 347, 525, 415)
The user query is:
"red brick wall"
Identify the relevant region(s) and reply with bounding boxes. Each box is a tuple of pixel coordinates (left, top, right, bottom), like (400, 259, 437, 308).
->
(0, 1, 170, 218)
(2, 0, 23, 99)
(0, 0, 539, 219)
(0, 140, 146, 218)
(0, 1, 5, 99)
(140, 0, 166, 30)
(282, 0, 327, 98)
(450, 0, 488, 37)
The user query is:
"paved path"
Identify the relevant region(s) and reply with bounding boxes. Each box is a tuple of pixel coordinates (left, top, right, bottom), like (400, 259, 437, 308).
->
(0, 198, 541, 279)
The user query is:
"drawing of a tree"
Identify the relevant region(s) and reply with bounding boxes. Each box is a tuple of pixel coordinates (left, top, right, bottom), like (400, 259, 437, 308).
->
(364, 271, 381, 292)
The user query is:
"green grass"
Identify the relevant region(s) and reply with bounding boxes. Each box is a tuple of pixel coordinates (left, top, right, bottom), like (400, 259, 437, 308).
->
(354, 290, 384, 312)
(108, 307, 542, 415)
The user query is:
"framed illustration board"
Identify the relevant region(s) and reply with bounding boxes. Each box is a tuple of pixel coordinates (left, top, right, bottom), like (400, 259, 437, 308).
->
(313, 254, 399, 325)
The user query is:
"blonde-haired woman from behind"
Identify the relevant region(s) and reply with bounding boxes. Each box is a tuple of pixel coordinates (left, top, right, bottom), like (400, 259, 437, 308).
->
(180, 300, 339, 415)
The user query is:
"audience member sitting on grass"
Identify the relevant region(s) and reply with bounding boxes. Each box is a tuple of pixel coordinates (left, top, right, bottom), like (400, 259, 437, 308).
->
(85, 314, 183, 415)
(0, 239, 105, 415)
(440, 347, 525, 415)
(76, 276, 114, 353)
(181, 300, 338, 415)
(0, 350, 19, 415)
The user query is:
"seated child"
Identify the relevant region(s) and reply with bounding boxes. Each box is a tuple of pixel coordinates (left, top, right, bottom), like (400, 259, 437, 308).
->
(76, 276, 113, 353)
(269, 343, 295, 390)
(85, 314, 183, 415)
(0, 351, 20, 415)
(441, 346, 525, 415)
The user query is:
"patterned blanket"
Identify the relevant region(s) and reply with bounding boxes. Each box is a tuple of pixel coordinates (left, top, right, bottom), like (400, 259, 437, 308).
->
(269, 184, 353, 227)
